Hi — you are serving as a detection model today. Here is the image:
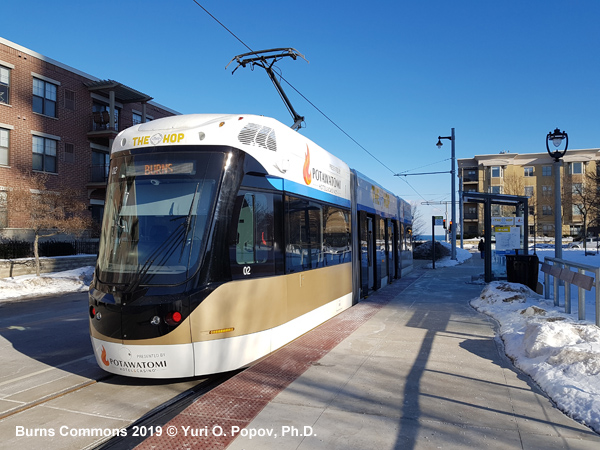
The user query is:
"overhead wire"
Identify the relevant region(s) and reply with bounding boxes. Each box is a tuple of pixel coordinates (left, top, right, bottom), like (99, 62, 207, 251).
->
(191, 1, 424, 181)
(191, 0, 252, 52)
(396, 158, 451, 175)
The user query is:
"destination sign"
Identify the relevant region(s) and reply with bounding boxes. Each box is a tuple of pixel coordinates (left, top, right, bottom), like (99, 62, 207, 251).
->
(126, 161, 196, 176)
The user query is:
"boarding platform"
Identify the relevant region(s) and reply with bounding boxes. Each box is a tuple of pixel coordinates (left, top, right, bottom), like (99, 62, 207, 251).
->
(136, 256, 600, 449)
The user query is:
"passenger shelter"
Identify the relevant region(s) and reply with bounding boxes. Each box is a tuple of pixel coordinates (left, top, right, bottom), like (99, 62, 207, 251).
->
(462, 192, 529, 282)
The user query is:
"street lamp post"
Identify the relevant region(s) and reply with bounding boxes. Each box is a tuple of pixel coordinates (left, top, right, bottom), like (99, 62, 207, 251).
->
(545, 128, 568, 260)
(436, 128, 456, 261)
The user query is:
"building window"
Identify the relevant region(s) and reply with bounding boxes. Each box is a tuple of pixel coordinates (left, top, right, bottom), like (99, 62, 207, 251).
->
(0, 65, 10, 105)
(572, 204, 582, 216)
(132, 112, 142, 125)
(542, 224, 554, 234)
(0, 127, 9, 166)
(489, 186, 502, 194)
(91, 151, 109, 182)
(64, 89, 75, 111)
(528, 206, 535, 216)
(32, 135, 57, 173)
(542, 205, 552, 216)
(572, 183, 582, 194)
(491, 166, 502, 178)
(542, 185, 552, 197)
(524, 186, 534, 197)
(524, 167, 534, 177)
(570, 162, 584, 175)
(33, 78, 58, 117)
(542, 165, 552, 176)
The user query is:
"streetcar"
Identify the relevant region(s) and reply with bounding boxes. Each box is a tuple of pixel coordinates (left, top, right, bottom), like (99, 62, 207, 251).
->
(89, 114, 413, 378)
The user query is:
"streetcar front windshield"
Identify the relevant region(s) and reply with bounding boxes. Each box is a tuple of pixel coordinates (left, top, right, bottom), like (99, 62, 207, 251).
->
(97, 151, 225, 286)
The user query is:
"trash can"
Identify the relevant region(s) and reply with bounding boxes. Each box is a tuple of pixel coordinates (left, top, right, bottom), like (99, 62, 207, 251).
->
(506, 254, 539, 291)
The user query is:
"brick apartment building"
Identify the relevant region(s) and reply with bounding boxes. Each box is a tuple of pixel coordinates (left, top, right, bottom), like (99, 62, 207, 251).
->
(0, 37, 178, 239)
(458, 149, 600, 239)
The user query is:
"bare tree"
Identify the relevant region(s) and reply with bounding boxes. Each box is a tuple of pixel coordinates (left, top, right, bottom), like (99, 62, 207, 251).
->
(502, 172, 540, 237)
(6, 174, 92, 275)
(410, 201, 427, 240)
(572, 171, 600, 252)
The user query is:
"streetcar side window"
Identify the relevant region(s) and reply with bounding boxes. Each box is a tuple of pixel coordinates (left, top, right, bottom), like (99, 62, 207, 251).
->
(286, 196, 323, 272)
(236, 193, 269, 264)
(229, 191, 276, 278)
(285, 196, 351, 273)
(322, 205, 351, 266)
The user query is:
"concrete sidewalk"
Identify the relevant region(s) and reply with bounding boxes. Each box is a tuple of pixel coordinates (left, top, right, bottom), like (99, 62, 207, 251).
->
(136, 255, 600, 450)
(225, 256, 600, 450)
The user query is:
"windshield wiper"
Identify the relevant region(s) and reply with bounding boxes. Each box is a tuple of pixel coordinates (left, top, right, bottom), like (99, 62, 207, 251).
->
(123, 223, 187, 294)
(179, 182, 200, 263)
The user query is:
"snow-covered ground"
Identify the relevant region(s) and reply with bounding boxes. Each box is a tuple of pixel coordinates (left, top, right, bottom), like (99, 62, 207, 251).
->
(422, 241, 473, 268)
(472, 247, 600, 434)
(0, 266, 94, 302)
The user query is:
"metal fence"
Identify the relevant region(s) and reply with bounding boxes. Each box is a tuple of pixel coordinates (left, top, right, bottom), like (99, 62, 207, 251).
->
(0, 239, 99, 259)
(542, 256, 600, 327)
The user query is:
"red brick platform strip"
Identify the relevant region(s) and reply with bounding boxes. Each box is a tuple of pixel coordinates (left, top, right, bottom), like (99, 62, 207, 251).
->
(136, 269, 423, 450)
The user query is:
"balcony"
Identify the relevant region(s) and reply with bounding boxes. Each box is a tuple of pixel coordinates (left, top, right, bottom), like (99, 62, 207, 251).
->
(461, 168, 479, 183)
(87, 112, 119, 140)
(464, 213, 479, 221)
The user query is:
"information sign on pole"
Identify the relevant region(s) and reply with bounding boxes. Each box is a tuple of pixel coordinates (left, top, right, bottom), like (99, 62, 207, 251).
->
(491, 217, 515, 226)
(495, 226, 520, 254)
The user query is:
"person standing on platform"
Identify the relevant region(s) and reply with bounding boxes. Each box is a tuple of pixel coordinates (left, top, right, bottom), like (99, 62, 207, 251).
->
(478, 238, 485, 259)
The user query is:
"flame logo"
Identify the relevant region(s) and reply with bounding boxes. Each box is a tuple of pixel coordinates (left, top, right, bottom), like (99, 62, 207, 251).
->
(101, 346, 110, 366)
(303, 145, 312, 185)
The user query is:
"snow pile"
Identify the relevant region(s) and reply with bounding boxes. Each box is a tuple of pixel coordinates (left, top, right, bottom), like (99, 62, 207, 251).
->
(472, 281, 600, 433)
(0, 266, 94, 301)
(423, 241, 473, 268)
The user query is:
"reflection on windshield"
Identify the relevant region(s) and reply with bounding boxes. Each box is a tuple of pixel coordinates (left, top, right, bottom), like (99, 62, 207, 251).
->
(97, 152, 225, 286)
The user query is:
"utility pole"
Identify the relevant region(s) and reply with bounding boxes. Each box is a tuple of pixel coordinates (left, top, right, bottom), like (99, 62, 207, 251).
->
(436, 129, 457, 261)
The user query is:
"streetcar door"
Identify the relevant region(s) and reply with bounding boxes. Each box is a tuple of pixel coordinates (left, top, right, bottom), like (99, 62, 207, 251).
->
(367, 217, 374, 290)
(359, 211, 369, 297)
(393, 220, 400, 279)
(389, 220, 396, 280)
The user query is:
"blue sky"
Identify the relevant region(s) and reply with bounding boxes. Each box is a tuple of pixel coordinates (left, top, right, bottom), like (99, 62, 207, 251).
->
(3, 0, 600, 228)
